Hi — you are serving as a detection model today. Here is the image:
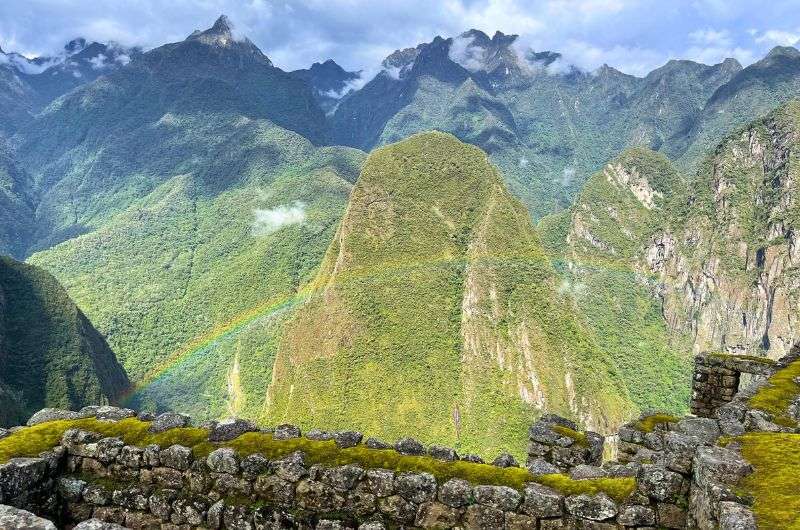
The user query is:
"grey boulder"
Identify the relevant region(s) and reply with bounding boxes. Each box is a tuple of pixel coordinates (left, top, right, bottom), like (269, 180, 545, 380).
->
(148, 412, 191, 433)
(0, 504, 57, 529)
(209, 418, 259, 441)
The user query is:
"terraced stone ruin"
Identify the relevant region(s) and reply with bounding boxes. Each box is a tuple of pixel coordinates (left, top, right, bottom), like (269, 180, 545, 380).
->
(0, 349, 798, 529)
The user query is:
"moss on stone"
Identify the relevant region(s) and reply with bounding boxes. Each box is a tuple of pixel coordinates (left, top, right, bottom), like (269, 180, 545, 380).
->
(708, 353, 777, 365)
(748, 359, 800, 428)
(0, 417, 207, 464)
(551, 425, 590, 447)
(728, 432, 800, 529)
(0, 417, 636, 501)
(633, 414, 680, 433)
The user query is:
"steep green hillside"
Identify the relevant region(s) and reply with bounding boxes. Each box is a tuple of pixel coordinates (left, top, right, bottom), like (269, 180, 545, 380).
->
(541, 100, 800, 389)
(675, 47, 800, 168)
(0, 256, 129, 426)
(15, 16, 328, 254)
(0, 40, 137, 137)
(0, 59, 35, 136)
(265, 132, 634, 459)
(28, 117, 364, 421)
(540, 149, 693, 414)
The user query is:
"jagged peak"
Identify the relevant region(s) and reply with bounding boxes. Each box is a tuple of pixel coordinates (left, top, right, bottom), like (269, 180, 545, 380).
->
(309, 59, 347, 74)
(595, 63, 625, 76)
(491, 30, 518, 47)
(187, 14, 236, 46)
(719, 57, 743, 70)
(459, 29, 491, 45)
(211, 15, 233, 35)
(64, 38, 87, 55)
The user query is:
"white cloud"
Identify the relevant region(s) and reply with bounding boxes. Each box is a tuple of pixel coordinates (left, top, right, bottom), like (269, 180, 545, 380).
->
(251, 201, 307, 236)
(89, 53, 108, 69)
(685, 27, 756, 66)
(319, 73, 367, 99)
(3, 53, 60, 74)
(1, 0, 796, 77)
(689, 28, 732, 47)
(554, 40, 667, 76)
(561, 167, 576, 187)
(448, 34, 486, 72)
(754, 29, 800, 47)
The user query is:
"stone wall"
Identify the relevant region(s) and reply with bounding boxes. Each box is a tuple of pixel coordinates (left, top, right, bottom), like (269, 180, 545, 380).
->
(3, 349, 798, 529)
(690, 354, 776, 418)
(0, 408, 691, 530)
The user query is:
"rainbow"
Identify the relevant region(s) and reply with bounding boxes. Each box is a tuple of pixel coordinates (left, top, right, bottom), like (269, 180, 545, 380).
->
(121, 289, 308, 404)
(121, 251, 639, 404)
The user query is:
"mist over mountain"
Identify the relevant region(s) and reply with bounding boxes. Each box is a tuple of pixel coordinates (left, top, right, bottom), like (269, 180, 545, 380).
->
(0, 38, 139, 137)
(291, 59, 362, 114)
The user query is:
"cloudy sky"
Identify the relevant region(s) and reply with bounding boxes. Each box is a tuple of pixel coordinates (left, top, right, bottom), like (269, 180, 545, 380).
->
(2, 0, 800, 76)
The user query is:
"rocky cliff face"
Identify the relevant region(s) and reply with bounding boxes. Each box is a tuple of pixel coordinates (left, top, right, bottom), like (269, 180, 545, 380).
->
(542, 101, 800, 366)
(544, 100, 800, 365)
(646, 100, 800, 359)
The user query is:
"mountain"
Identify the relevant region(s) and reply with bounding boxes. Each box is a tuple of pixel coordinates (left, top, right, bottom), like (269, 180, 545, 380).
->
(20, 16, 365, 421)
(539, 148, 693, 413)
(0, 140, 35, 258)
(22, 38, 141, 106)
(542, 98, 800, 363)
(263, 132, 634, 458)
(645, 98, 800, 359)
(0, 52, 37, 136)
(0, 38, 138, 135)
(0, 255, 129, 426)
(291, 59, 361, 114)
(330, 30, 743, 220)
(673, 46, 800, 168)
(15, 15, 330, 255)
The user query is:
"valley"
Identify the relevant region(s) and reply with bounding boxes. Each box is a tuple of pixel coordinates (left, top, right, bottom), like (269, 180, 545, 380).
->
(2, 12, 800, 463)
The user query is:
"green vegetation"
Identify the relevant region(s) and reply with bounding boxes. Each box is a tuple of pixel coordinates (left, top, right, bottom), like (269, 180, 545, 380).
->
(661, 100, 800, 359)
(0, 417, 206, 464)
(0, 417, 635, 501)
(539, 148, 694, 417)
(0, 18, 365, 424)
(634, 414, 680, 433)
(266, 132, 634, 461)
(551, 425, 589, 447)
(748, 359, 800, 428)
(675, 47, 800, 172)
(0, 256, 128, 427)
(26, 117, 363, 421)
(729, 433, 800, 529)
(0, 141, 34, 259)
(709, 353, 777, 366)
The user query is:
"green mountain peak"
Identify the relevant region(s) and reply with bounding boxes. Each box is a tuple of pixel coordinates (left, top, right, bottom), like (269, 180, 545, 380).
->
(264, 132, 633, 458)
